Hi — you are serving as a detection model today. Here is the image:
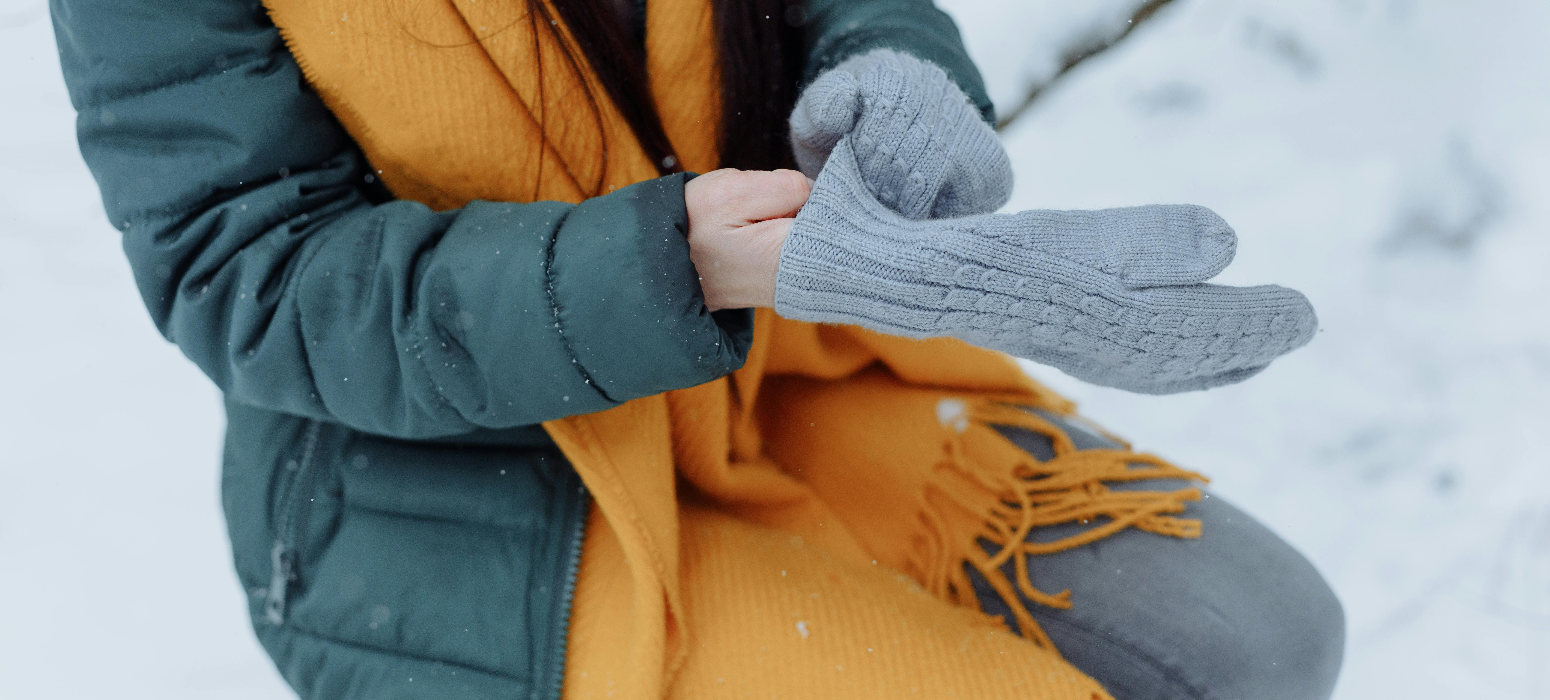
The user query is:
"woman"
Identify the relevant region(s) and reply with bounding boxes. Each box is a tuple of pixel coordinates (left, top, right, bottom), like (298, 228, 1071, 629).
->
(51, 0, 1344, 698)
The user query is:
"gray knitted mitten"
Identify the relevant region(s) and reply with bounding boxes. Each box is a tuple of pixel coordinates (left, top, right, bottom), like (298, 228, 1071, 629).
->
(790, 49, 1012, 220)
(775, 137, 1319, 394)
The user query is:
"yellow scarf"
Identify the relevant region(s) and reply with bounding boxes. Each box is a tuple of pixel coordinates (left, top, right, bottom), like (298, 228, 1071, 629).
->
(262, 1, 1206, 697)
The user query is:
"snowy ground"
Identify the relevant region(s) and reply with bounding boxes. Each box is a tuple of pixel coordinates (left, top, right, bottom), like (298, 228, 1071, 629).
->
(2, 0, 1547, 698)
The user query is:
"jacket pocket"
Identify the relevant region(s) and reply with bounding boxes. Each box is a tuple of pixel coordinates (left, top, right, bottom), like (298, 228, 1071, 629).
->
(275, 432, 586, 684)
(224, 407, 587, 698)
(263, 419, 324, 625)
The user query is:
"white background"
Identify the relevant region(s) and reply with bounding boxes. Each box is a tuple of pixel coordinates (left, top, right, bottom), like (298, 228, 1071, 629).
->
(3, 0, 1548, 697)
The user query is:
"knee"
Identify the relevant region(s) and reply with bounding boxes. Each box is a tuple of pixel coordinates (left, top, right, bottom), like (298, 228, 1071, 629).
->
(1066, 539, 1344, 700)
(1216, 549, 1345, 700)
(989, 413, 1345, 699)
(1012, 490, 1347, 700)
(1146, 503, 1347, 700)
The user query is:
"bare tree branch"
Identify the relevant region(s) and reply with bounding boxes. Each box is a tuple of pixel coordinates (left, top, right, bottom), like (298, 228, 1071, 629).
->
(995, 0, 1179, 132)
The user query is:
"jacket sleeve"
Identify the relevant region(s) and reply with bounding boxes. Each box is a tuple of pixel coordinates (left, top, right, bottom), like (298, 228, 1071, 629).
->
(49, 0, 752, 440)
(801, 0, 996, 124)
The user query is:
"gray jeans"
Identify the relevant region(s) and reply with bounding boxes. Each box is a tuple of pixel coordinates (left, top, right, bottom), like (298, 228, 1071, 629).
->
(976, 414, 1345, 700)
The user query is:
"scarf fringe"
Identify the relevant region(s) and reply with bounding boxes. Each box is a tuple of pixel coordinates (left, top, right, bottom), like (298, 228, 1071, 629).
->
(912, 399, 1207, 653)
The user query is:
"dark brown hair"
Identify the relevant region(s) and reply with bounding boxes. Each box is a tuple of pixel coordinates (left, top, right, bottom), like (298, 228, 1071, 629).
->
(540, 0, 804, 184)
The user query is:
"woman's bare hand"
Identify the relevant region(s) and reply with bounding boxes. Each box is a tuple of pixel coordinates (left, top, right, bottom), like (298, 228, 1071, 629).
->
(685, 168, 812, 311)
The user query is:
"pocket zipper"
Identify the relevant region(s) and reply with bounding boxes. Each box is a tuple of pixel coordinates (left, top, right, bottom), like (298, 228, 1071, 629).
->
(264, 420, 323, 625)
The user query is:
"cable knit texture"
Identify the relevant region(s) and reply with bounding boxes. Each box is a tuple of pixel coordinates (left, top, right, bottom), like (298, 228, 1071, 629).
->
(776, 136, 1320, 394)
(790, 49, 1012, 219)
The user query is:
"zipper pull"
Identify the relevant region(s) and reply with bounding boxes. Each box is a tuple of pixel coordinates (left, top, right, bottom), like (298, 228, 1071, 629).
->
(264, 539, 294, 625)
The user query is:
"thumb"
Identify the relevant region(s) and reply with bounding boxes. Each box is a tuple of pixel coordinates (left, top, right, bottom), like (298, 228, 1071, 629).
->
(1103, 204, 1238, 288)
(990, 204, 1238, 288)
(789, 70, 861, 177)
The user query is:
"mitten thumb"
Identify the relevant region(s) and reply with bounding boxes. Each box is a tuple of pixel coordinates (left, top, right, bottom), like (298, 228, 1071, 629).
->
(992, 204, 1239, 288)
(1101, 204, 1238, 288)
(789, 69, 862, 178)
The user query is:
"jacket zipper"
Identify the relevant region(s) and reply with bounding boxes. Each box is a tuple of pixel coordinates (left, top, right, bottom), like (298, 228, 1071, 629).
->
(541, 475, 590, 700)
(264, 420, 323, 625)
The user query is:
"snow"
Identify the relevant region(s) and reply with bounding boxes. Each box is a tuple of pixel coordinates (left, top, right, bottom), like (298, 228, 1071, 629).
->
(941, 0, 1550, 696)
(0, 4, 292, 698)
(2, 0, 1547, 697)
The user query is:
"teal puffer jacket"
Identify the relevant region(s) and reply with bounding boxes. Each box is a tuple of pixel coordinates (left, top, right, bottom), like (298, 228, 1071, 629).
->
(50, 0, 993, 697)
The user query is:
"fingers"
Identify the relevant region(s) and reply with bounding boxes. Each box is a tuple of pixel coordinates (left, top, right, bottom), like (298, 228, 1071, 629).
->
(933, 121, 1013, 218)
(932, 264, 1317, 394)
(730, 169, 812, 223)
(686, 169, 807, 311)
(1128, 283, 1318, 355)
(687, 168, 813, 227)
(1046, 282, 1317, 393)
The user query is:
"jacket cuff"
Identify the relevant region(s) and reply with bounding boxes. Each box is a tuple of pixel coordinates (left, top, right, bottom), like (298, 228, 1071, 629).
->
(548, 173, 754, 402)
